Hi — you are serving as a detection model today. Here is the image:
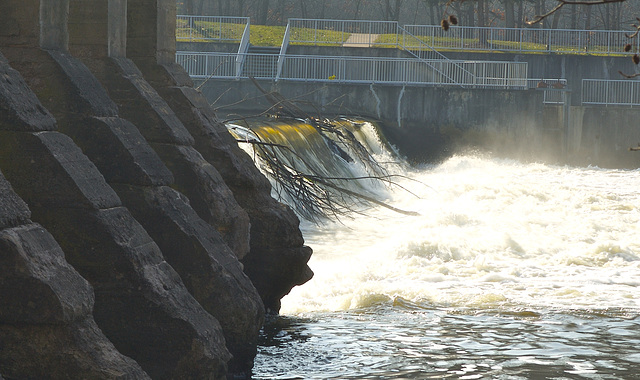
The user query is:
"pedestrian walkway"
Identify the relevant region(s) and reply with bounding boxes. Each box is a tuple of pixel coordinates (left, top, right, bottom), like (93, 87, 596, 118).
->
(343, 33, 379, 47)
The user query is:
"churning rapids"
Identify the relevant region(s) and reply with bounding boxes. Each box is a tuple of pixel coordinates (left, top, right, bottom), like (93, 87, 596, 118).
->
(230, 119, 640, 379)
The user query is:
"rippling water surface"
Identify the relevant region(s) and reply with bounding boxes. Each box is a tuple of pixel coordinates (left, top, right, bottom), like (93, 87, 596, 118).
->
(252, 154, 640, 379)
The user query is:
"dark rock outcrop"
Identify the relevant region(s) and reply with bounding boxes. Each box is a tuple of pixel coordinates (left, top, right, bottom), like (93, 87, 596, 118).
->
(0, 51, 230, 379)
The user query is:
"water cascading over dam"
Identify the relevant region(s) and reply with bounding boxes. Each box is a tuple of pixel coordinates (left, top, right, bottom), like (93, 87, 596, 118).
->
(233, 116, 640, 380)
(226, 117, 416, 222)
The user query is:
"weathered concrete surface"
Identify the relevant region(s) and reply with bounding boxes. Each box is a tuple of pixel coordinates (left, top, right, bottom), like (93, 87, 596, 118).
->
(150, 64, 314, 313)
(565, 106, 640, 168)
(0, 52, 230, 379)
(0, 224, 151, 380)
(113, 182, 265, 371)
(0, 129, 231, 380)
(19, 45, 263, 373)
(60, 2, 264, 367)
(71, 116, 174, 186)
(196, 77, 545, 162)
(100, 57, 252, 260)
(125, 0, 314, 314)
(0, 170, 150, 379)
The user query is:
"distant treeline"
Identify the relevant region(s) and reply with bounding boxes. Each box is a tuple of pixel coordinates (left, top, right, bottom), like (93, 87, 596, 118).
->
(177, 0, 638, 30)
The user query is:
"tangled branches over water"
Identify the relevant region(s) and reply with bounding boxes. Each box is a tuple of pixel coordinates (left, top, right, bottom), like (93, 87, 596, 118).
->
(231, 118, 420, 223)
(225, 79, 423, 222)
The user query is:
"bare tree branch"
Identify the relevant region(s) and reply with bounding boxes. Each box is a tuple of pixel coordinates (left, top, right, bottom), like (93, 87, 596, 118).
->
(618, 70, 640, 78)
(525, 0, 627, 26)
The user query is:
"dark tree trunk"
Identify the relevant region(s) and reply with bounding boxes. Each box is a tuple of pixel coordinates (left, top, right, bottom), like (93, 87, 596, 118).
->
(551, 6, 562, 29)
(299, 0, 307, 18)
(258, 0, 269, 25)
(516, 0, 524, 28)
(570, 3, 577, 29)
(505, 0, 515, 28)
(584, 4, 592, 30)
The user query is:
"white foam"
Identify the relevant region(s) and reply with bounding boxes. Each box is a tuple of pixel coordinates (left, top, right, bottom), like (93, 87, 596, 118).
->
(283, 155, 640, 314)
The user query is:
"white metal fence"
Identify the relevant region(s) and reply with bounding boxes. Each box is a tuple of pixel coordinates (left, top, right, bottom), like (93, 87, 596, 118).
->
(284, 19, 487, 87)
(287, 18, 399, 46)
(527, 79, 569, 104)
(403, 25, 638, 55)
(177, 51, 528, 89)
(582, 79, 640, 106)
(176, 16, 638, 56)
(176, 15, 250, 42)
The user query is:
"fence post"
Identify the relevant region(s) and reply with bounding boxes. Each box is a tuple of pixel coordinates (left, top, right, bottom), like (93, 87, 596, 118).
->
(519, 28, 522, 52)
(276, 22, 291, 81)
(189, 16, 193, 41)
(490, 27, 494, 50)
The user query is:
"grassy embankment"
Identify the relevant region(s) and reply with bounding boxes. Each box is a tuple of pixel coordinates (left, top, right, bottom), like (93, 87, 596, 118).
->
(176, 19, 628, 56)
(177, 19, 350, 46)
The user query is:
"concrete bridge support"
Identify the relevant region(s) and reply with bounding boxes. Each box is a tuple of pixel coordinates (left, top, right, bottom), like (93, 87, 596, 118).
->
(0, 59, 149, 379)
(126, 0, 314, 315)
(0, 0, 313, 378)
(0, 2, 233, 378)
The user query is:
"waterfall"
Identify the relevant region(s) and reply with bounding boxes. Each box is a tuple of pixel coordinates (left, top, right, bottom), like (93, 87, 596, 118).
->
(227, 116, 412, 222)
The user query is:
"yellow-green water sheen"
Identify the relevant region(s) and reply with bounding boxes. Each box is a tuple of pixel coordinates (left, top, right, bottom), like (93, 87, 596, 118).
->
(253, 154, 640, 379)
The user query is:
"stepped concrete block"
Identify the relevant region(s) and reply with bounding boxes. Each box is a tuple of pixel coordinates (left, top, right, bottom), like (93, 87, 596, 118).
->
(148, 65, 314, 312)
(0, 62, 231, 377)
(47, 50, 119, 118)
(0, 171, 30, 229)
(125, 0, 312, 311)
(19, 202, 231, 380)
(58, 103, 262, 372)
(67, 116, 174, 187)
(0, 224, 93, 324)
(0, 131, 121, 210)
(0, 317, 150, 379)
(162, 86, 272, 194)
(7, 44, 258, 374)
(113, 183, 264, 373)
(107, 57, 193, 145)
(0, 224, 151, 379)
(98, 57, 250, 259)
(0, 53, 57, 132)
(150, 142, 251, 259)
(0, 172, 150, 379)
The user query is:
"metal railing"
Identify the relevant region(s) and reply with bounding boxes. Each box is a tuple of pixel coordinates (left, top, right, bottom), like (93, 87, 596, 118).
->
(176, 15, 250, 42)
(527, 79, 569, 104)
(287, 18, 399, 46)
(582, 79, 640, 106)
(285, 19, 477, 86)
(397, 25, 472, 85)
(403, 25, 639, 55)
(177, 51, 528, 89)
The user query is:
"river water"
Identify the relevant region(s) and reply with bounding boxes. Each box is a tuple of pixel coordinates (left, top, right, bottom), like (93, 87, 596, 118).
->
(242, 122, 640, 379)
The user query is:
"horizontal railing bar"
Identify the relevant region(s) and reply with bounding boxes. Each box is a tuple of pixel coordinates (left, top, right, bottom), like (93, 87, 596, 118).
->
(176, 51, 528, 89)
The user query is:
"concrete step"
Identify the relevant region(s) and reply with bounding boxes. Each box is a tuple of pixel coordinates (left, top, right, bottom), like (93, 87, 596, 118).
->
(247, 45, 280, 55)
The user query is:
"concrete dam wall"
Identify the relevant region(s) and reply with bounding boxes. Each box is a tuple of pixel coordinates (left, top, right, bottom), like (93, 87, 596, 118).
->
(0, 1, 312, 379)
(198, 50, 640, 168)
